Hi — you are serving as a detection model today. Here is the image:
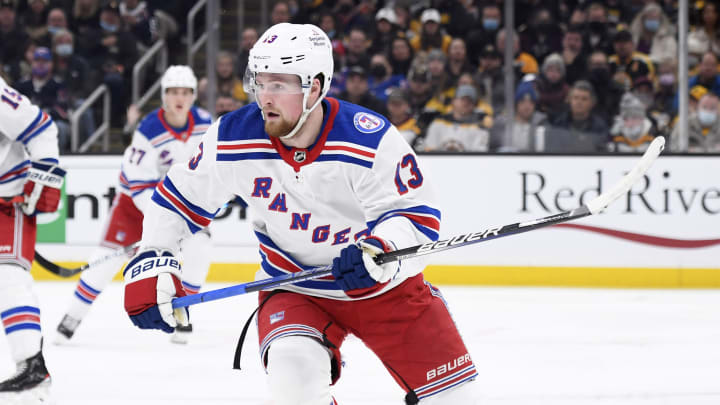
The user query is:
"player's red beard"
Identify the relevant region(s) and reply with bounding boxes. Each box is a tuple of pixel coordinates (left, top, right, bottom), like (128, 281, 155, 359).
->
(263, 111, 299, 138)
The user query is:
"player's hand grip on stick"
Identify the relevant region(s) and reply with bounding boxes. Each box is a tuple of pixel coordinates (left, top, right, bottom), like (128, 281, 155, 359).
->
(123, 249, 189, 333)
(331, 236, 398, 291)
(172, 136, 665, 310)
(22, 161, 66, 216)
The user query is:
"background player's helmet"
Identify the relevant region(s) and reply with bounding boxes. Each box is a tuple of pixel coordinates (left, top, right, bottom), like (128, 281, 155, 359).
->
(244, 23, 333, 139)
(161, 65, 197, 108)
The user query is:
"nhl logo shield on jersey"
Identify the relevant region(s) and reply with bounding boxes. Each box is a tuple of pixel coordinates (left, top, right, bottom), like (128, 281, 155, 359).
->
(353, 112, 385, 134)
(293, 150, 307, 162)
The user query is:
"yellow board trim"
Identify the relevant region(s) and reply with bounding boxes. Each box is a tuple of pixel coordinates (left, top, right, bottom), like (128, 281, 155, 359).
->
(30, 262, 720, 288)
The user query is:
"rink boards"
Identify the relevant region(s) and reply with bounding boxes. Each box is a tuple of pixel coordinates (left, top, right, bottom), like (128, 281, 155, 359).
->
(32, 154, 720, 287)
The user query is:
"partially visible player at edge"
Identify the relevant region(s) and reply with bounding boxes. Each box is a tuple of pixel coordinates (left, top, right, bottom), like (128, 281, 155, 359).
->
(55, 66, 214, 345)
(0, 76, 64, 402)
(122, 23, 478, 404)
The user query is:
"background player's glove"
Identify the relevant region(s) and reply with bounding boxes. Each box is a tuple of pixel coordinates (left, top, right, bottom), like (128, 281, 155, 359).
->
(331, 236, 399, 291)
(123, 249, 189, 333)
(22, 161, 66, 216)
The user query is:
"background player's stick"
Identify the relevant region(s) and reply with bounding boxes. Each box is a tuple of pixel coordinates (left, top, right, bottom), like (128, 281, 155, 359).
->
(172, 136, 665, 309)
(34, 243, 139, 278)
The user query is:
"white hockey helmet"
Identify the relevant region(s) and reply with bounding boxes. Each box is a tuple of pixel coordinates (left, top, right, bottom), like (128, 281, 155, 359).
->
(161, 65, 197, 108)
(245, 23, 333, 139)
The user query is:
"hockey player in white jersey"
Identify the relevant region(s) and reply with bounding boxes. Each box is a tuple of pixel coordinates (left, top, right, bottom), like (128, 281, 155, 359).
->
(122, 24, 477, 404)
(55, 66, 214, 344)
(0, 76, 64, 402)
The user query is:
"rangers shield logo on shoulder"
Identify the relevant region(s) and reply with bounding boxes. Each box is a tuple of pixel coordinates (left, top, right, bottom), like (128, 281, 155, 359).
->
(353, 112, 385, 134)
(294, 150, 307, 162)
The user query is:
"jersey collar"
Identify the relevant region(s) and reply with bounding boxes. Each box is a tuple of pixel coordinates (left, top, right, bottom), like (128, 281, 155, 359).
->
(270, 97, 339, 172)
(158, 108, 195, 142)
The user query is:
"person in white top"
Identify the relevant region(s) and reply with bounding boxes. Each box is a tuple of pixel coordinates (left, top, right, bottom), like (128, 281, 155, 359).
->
(0, 76, 64, 402)
(54, 66, 215, 345)
(122, 23, 478, 404)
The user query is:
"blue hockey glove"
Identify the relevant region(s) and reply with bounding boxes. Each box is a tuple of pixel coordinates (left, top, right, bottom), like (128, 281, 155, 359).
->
(331, 236, 398, 292)
(123, 249, 189, 333)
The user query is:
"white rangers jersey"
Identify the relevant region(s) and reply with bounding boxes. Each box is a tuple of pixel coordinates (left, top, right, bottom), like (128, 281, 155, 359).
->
(0, 76, 59, 197)
(118, 107, 212, 212)
(141, 98, 442, 300)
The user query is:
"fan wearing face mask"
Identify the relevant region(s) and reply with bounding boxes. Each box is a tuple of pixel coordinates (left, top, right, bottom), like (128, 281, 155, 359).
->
(608, 92, 660, 153)
(671, 93, 720, 153)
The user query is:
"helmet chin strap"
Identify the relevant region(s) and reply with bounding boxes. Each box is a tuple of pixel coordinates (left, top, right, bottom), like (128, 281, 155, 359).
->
(279, 89, 323, 140)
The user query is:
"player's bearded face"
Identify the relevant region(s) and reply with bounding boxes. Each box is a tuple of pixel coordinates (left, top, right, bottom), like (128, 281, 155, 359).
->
(255, 73, 305, 138)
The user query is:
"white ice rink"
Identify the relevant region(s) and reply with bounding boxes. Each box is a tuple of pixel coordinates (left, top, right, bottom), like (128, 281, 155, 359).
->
(2, 282, 720, 404)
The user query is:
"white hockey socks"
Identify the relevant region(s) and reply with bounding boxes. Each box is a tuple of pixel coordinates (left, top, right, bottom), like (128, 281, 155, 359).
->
(0, 264, 42, 363)
(266, 336, 333, 405)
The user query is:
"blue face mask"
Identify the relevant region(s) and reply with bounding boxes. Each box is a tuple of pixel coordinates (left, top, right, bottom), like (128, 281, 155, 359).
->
(644, 19, 660, 32)
(100, 21, 119, 33)
(483, 18, 499, 31)
(698, 109, 717, 126)
(56, 43, 73, 57)
(47, 26, 62, 35)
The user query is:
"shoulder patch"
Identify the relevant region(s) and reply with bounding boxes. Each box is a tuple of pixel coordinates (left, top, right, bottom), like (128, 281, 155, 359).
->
(353, 112, 385, 134)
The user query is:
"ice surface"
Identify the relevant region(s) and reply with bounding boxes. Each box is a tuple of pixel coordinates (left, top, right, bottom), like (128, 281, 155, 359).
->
(2, 283, 720, 404)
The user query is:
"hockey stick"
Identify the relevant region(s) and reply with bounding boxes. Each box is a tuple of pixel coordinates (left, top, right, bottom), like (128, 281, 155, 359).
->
(34, 243, 140, 278)
(170, 135, 661, 309)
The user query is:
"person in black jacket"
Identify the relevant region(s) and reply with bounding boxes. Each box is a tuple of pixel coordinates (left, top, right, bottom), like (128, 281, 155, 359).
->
(337, 66, 388, 116)
(546, 80, 609, 152)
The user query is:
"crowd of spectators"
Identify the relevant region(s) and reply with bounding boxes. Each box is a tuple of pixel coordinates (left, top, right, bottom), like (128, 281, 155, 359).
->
(3, 0, 720, 154)
(0, 0, 193, 150)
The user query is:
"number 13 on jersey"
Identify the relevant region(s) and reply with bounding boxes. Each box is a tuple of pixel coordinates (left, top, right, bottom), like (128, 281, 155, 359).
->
(394, 153, 424, 195)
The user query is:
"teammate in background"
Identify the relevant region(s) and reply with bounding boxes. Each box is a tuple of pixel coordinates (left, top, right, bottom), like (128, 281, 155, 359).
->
(0, 76, 64, 401)
(55, 66, 214, 344)
(122, 23, 477, 404)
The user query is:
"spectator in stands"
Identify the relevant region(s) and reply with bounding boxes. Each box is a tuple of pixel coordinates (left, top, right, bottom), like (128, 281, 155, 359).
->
(41, 7, 69, 47)
(496, 28, 539, 75)
(271, 1, 291, 25)
(368, 8, 399, 56)
(608, 92, 660, 152)
(609, 29, 656, 92)
(536, 53, 569, 120)
(391, 2, 412, 39)
(15, 46, 71, 149)
(586, 50, 624, 121)
(426, 49, 448, 92)
(445, 0, 480, 43)
(406, 65, 435, 129)
(343, 27, 371, 71)
(423, 84, 490, 152)
(671, 93, 720, 152)
(445, 38, 474, 88)
(119, 0, 153, 48)
(546, 80, 608, 152)
(386, 87, 421, 148)
(0, 0, 30, 83)
(318, 13, 344, 73)
(584, 2, 614, 54)
(215, 93, 241, 117)
(490, 80, 548, 152)
(465, 3, 502, 63)
(652, 57, 676, 133)
(562, 25, 588, 86)
(338, 66, 387, 116)
(198, 50, 248, 108)
(688, 0, 720, 56)
(22, 0, 49, 44)
(456, 72, 494, 124)
(237, 26, 258, 76)
(71, 0, 100, 37)
(520, 8, 563, 64)
(629, 2, 677, 64)
(389, 36, 413, 77)
(367, 53, 405, 103)
(52, 28, 95, 142)
(410, 8, 451, 54)
(474, 43, 504, 116)
(689, 52, 720, 97)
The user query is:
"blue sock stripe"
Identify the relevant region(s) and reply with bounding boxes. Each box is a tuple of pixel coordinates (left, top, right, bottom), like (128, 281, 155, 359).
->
(78, 279, 101, 295)
(1, 306, 40, 318)
(74, 291, 93, 304)
(5, 323, 42, 334)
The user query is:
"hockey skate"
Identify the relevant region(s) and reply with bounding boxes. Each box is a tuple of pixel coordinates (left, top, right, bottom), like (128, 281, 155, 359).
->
(170, 323, 193, 344)
(0, 351, 52, 404)
(54, 314, 81, 344)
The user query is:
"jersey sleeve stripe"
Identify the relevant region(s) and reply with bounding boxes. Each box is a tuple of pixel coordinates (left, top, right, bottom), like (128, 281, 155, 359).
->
(21, 114, 54, 145)
(151, 177, 215, 232)
(0, 160, 30, 183)
(15, 110, 43, 143)
(369, 206, 442, 241)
